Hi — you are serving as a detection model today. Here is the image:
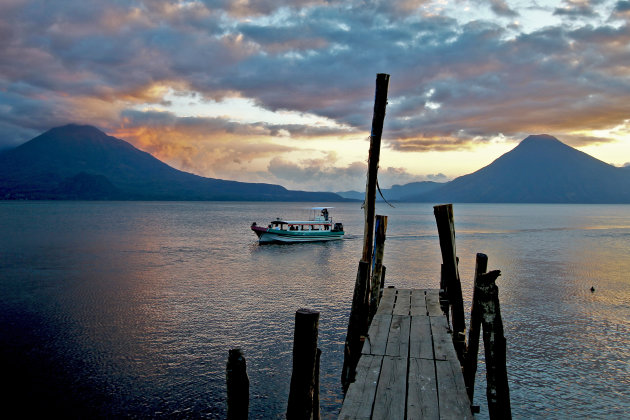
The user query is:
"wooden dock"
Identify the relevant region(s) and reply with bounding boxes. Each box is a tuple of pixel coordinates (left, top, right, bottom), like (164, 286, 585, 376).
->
(339, 287, 473, 419)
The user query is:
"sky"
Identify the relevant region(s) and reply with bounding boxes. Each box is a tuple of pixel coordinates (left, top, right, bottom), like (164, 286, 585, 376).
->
(1, 0, 629, 191)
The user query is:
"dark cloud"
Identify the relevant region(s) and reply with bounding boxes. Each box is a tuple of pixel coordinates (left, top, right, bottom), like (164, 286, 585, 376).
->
(489, 0, 519, 17)
(554, 6, 599, 19)
(614, 0, 630, 12)
(610, 1, 630, 21)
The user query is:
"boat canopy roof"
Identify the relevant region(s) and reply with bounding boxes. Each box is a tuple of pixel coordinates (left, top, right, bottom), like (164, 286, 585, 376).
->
(309, 207, 334, 210)
(272, 220, 332, 225)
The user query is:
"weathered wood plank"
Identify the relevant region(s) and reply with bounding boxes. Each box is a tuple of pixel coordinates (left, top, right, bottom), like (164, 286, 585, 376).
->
(435, 358, 472, 419)
(339, 354, 383, 419)
(392, 289, 411, 315)
(430, 316, 458, 362)
(341, 288, 474, 420)
(378, 288, 396, 315)
(372, 356, 407, 420)
(407, 357, 439, 420)
(385, 315, 411, 357)
(425, 290, 442, 316)
(410, 289, 428, 316)
(363, 314, 392, 356)
(409, 316, 433, 360)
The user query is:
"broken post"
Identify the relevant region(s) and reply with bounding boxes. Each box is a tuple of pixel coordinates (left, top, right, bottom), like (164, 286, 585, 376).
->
(287, 308, 320, 420)
(433, 204, 466, 362)
(464, 253, 489, 401)
(479, 271, 512, 420)
(226, 348, 249, 420)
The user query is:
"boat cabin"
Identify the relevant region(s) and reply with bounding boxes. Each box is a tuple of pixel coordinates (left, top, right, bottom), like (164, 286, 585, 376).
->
(266, 208, 342, 232)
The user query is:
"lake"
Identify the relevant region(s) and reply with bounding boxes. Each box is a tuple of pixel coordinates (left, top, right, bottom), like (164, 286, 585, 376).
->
(0, 201, 628, 418)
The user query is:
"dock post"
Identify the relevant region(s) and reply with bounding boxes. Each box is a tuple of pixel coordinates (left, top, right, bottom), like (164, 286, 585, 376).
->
(342, 261, 370, 386)
(361, 73, 390, 265)
(342, 73, 390, 389)
(226, 348, 249, 420)
(478, 271, 512, 420)
(287, 308, 320, 420)
(464, 253, 488, 401)
(369, 215, 388, 321)
(433, 204, 466, 362)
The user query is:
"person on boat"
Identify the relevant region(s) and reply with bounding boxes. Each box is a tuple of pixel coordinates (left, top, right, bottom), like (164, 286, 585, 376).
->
(321, 208, 329, 220)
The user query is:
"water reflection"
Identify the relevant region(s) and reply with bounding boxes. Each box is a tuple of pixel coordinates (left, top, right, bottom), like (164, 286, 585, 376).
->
(0, 202, 628, 418)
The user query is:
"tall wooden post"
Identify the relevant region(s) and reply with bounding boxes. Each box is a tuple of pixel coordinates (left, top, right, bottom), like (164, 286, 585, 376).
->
(369, 215, 388, 321)
(362, 73, 390, 264)
(226, 348, 249, 420)
(433, 204, 466, 362)
(342, 73, 390, 388)
(287, 309, 320, 420)
(464, 253, 489, 401)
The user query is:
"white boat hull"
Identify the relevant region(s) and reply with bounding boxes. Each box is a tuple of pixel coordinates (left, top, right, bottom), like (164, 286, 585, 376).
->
(253, 226, 344, 243)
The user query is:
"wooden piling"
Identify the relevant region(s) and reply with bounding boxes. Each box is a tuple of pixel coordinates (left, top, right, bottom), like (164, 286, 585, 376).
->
(342, 73, 390, 388)
(478, 271, 512, 420)
(369, 215, 388, 321)
(226, 348, 249, 420)
(287, 308, 320, 420)
(464, 253, 488, 401)
(433, 204, 466, 362)
(342, 261, 370, 386)
(361, 73, 390, 264)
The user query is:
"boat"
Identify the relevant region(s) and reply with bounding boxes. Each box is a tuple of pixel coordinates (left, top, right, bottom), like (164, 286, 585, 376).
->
(251, 207, 344, 243)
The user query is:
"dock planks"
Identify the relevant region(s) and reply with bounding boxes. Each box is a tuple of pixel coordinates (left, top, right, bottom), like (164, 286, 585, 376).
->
(339, 288, 472, 420)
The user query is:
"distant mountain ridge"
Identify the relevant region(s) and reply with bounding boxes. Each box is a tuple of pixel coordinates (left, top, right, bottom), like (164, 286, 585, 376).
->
(338, 135, 630, 203)
(2, 127, 627, 203)
(337, 181, 442, 201)
(0, 124, 346, 201)
(408, 134, 630, 203)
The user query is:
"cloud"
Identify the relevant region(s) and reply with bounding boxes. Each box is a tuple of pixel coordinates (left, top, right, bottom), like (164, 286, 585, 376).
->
(1, 0, 629, 189)
(554, 0, 601, 19)
(266, 155, 426, 191)
(426, 173, 448, 182)
(489, 0, 519, 17)
(112, 110, 298, 179)
(611, 0, 630, 19)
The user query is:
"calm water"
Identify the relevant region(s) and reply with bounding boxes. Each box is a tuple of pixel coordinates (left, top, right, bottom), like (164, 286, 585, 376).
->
(0, 202, 628, 418)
